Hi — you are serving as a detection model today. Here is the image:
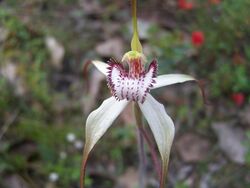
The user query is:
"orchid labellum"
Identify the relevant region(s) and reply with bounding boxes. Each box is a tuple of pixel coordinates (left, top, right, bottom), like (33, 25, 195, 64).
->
(81, 0, 198, 187)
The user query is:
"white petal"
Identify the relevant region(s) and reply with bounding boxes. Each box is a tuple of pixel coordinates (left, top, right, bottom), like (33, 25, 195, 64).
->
(138, 94, 175, 187)
(153, 74, 195, 89)
(85, 97, 128, 153)
(138, 94, 175, 162)
(92, 60, 109, 76)
(81, 97, 128, 188)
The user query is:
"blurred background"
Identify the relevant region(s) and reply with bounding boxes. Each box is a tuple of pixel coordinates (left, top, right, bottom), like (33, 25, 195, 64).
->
(0, 0, 250, 187)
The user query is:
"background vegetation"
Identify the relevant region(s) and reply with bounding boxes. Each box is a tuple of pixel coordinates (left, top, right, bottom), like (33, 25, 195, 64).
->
(0, 0, 250, 187)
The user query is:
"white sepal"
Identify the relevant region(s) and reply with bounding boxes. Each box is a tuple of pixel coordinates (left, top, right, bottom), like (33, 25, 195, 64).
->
(81, 97, 128, 188)
(138, 94, 175, 187)
(153, 74, 195, 89)
(92, 60, 109, 76)
(85, 97, 128, 153)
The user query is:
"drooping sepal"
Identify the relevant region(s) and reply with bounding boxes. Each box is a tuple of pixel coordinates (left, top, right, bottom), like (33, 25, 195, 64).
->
(138, 94, 175, 188)
(81, 97, 128, 188)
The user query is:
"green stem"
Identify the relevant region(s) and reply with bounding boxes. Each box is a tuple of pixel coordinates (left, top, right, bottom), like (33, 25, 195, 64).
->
(137, 127, 146, 188)
(132, 0, 138, 36)
(131, 0, 142, 52)
(134, 103, 146, 188)
(139, 127, 161, 180)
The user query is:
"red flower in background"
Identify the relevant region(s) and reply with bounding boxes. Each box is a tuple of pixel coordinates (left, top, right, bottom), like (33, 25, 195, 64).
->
(178, 0, 194, 10)
(191, 31, 205, 47)
(231, 93, 245, 106)
(209, 0, 221, 5)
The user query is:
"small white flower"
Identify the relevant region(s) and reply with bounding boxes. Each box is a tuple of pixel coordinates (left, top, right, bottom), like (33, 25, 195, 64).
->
(59, 151, 67, 159)
(66, 133, 76, 143)
(49, 172, 59, 182)
(74, 140, 84, 149)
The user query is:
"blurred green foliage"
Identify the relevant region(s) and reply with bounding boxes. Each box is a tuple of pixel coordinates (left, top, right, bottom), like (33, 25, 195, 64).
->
(1, 10, 51, 113)
(175, 182, 189, 188)
(148, 0, 250, 101)
(210, 59, 249, 97)
(196, 0, 250, 55)
(0, 8, 83, 187)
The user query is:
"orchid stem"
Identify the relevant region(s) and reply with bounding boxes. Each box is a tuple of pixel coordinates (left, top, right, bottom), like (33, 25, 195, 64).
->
(139, 127, 161, 180)
(137, 127, 146, 188)
(131, 0, 142, 52)
(134, 103, 146, 188)
(132, 0, 138, 35)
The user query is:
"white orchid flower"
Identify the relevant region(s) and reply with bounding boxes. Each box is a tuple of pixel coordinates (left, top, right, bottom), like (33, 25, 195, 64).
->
(80, 1, 198, 188)
(81, 51, 196, 188)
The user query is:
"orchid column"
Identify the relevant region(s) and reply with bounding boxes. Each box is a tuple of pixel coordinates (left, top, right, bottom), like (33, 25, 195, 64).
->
(80, 0, 197, 188)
